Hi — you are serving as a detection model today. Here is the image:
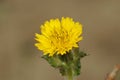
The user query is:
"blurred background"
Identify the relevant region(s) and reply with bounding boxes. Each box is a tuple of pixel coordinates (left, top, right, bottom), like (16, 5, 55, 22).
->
(0, 0, 120, 80)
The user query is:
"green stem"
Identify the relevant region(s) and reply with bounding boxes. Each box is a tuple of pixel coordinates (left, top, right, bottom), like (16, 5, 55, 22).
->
(66, 68, 74, 80)
(65, 51, 74, 80)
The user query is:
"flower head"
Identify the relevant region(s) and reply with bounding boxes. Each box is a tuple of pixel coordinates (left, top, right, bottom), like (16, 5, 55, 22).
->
(35, 17, 83, 56)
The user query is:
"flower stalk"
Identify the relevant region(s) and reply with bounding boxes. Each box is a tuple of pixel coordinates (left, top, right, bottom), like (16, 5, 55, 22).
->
(42, 47, 86, 80)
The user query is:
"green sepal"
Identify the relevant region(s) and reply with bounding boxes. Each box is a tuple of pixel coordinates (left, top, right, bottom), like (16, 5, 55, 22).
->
(42, 54, 64, 68)
(72, 48, 87, 75)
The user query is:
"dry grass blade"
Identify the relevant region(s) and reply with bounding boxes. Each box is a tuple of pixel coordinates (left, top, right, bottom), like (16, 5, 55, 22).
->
(106, 65, 120, 80)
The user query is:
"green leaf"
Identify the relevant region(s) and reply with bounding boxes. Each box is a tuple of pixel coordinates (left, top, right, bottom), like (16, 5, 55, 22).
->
(41, 48, 87, 77)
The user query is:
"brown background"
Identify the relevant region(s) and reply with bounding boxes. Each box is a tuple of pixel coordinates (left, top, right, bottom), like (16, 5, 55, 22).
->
(0, 0, 120, 80)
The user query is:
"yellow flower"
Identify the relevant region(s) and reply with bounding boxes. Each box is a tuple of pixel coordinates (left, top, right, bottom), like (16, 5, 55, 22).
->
(35, 17, 83, 56)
